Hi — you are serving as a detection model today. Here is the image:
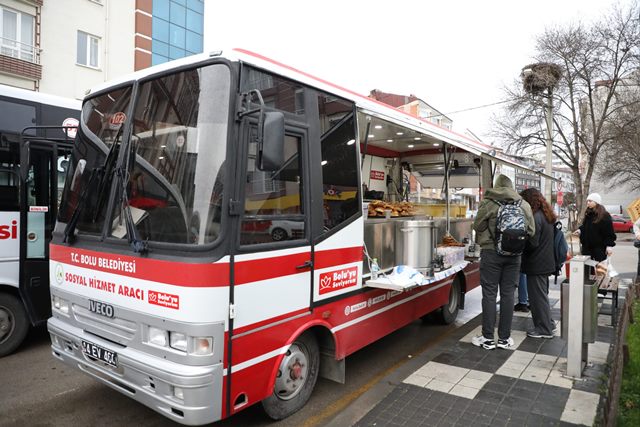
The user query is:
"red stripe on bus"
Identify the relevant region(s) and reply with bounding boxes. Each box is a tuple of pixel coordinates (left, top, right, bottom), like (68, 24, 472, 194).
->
(314, 246, 363, 269)
(50, 244, 230, 287)
(50, 244, 364, 288)
(234, 251, 311, 284)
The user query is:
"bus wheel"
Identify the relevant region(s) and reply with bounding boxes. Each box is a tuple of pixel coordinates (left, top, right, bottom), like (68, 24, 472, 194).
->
(0, 293, 29, 357)
(262, 332, 319, 420)
(436, 278, 461, 325)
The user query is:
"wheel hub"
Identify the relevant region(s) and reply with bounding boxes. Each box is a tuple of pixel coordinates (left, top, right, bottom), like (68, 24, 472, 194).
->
(274, 344, 308, 401)
(0, 307, 13, 342)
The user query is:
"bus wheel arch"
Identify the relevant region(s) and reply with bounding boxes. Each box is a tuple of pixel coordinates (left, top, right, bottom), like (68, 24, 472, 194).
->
(261, 330, 321, 420)
(436, 274, 464, 325)
(0, 289, 30, 357)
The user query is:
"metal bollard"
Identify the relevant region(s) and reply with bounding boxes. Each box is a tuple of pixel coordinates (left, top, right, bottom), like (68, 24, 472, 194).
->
(563, 255, 597, 378)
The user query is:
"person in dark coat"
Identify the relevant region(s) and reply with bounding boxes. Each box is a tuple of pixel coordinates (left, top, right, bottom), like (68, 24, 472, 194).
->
(471, 174, 535, 350)
(520, 188, 556, 338)
(574, 193, 616, 262)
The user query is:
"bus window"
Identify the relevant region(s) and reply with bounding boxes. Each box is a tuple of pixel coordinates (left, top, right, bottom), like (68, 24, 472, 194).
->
(0, 152, 19, 212)
(317, 97, 359, 231)
(0, 99, 36, 135)
(241, 130, 305, 245)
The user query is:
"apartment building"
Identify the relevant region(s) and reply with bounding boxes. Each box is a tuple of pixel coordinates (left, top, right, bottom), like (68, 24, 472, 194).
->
(368, 89, 453, 130)
(0, 0, 203, 99)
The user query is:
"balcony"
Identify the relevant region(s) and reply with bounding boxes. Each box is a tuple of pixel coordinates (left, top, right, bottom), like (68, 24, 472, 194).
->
(1, 36, 39, 64)
(0, 36, 42, 81)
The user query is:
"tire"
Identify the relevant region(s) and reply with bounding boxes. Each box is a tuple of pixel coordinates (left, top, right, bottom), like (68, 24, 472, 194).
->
(271, 228, 288, 242)
(0, 293, 30, 357)
(436, 277, 461, 324)
(262, 332, 320, 420)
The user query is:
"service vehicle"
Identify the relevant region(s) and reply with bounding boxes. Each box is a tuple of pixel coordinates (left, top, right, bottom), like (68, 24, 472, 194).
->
(47, 49, 534, 425)
(0, 85, 80, 356)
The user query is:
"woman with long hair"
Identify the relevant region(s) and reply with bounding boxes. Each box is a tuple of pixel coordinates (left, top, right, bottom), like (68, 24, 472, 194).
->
(520, 188, 557, 338)
(574, 193, 616, 262)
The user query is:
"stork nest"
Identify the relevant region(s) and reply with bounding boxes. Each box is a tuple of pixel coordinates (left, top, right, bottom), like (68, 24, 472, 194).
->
(522, 62, 562, 94)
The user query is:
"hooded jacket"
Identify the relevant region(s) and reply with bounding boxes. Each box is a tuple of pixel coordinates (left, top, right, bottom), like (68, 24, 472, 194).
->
(472, 174, 535, 251)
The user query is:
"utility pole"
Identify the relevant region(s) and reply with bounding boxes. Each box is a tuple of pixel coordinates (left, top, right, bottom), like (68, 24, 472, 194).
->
(521, 63, 562, 205)
(544, 87, 554, 204)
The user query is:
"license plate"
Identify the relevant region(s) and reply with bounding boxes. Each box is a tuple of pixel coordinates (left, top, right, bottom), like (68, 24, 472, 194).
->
(81, 340, 118, 367)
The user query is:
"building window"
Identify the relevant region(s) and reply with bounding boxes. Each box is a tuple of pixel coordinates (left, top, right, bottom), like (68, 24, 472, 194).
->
(152, 0, 204, 64)
(0, 6, 35, 63)
(77, 31, 100, 68)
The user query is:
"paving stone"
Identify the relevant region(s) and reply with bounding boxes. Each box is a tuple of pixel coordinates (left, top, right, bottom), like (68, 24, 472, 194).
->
(475, 389, 505, 406)
(481, 375, 517, 394)
(561, 389, 600, 425)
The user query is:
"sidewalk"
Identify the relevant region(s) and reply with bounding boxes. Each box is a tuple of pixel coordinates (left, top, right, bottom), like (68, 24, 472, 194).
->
(328, 242, 639, 427)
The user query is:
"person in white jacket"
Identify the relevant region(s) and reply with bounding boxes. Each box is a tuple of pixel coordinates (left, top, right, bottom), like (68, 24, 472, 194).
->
(634, 217, 640, 278)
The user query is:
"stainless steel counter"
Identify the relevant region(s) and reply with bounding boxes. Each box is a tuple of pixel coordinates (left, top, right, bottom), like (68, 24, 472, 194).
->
(363, 216, 474, 276)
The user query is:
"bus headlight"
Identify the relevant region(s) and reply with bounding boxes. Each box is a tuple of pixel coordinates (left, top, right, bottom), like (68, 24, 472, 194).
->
(52, 296, 70, 314)
(146, 326, 213, 356)
(169, 332, 187, 352)
(148, 326, 168, 347)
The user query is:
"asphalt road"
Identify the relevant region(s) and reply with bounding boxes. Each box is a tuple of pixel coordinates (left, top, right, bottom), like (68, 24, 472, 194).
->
(0, 289, 482, 427)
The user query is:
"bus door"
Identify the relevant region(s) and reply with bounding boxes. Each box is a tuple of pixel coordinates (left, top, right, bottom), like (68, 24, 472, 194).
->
(227, 118, 312, 405)
(18, 141, 68, 324)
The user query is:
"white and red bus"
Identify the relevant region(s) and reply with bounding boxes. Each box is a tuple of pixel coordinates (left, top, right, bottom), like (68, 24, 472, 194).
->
(0, 85, 80, 357)
(47, 49, 504, 425)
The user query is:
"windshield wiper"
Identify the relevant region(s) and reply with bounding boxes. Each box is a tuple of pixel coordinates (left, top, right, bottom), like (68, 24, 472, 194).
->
(92, 141, 120, 222)
(63, 137, 120, 244)
(63, 167, 98, 244)
(114, 141, 148, 254)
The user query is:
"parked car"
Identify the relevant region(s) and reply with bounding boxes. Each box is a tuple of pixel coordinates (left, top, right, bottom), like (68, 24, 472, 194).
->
(269, 220, 304, 241)
(611, 215, 634, 233)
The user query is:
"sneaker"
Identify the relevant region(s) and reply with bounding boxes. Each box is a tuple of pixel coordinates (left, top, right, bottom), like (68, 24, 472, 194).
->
(514, 303, 530, 313)
(496, 337, 515, 349)
(472, 335, 496, 350)
(527, 330, 554, 339)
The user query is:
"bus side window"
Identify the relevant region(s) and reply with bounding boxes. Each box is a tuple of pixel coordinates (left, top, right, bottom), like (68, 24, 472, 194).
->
(0, 185, 18, 211)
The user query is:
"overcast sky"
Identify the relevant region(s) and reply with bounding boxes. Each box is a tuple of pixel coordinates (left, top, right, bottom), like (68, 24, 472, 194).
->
(204, 0, 624, 143)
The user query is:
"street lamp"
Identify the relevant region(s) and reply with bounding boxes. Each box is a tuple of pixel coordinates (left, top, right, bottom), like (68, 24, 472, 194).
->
(521, 63, 562, 204)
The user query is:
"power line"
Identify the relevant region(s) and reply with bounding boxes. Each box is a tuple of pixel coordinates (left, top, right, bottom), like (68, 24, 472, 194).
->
(423, 99, 510, 119)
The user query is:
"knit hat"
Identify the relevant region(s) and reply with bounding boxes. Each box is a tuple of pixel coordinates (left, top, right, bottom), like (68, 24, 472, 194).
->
(586, 193, 602, 205)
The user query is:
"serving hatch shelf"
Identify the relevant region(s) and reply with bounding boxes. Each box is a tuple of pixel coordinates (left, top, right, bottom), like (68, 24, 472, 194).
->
(364, 261, 469, 292)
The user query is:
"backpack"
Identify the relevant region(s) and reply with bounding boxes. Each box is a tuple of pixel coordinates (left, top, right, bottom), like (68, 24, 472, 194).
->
(553, 221, 569, 283)
(492, 199, 527, 256)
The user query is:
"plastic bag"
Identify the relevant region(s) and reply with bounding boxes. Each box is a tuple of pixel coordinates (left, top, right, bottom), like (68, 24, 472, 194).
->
(596, 258, 618, 278)
(607, 258, 618, 278)
(389, 265, 425, 286)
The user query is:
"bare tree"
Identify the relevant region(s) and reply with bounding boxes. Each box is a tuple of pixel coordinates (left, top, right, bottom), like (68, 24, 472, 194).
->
(492, 1, 640, 220)
(596, 89, 640, 191)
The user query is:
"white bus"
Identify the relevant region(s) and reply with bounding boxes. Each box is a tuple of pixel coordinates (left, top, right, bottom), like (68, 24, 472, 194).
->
(0, 85, 80, 356)
(47, 49, 525, 425)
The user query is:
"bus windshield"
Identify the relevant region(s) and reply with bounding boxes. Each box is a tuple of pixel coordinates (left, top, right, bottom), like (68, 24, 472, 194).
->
(59, 63, 231, 246)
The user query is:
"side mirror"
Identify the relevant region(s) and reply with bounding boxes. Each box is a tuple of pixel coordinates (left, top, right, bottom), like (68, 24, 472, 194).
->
(259, 111, 285, 171)
(20, 140, 31, 181)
